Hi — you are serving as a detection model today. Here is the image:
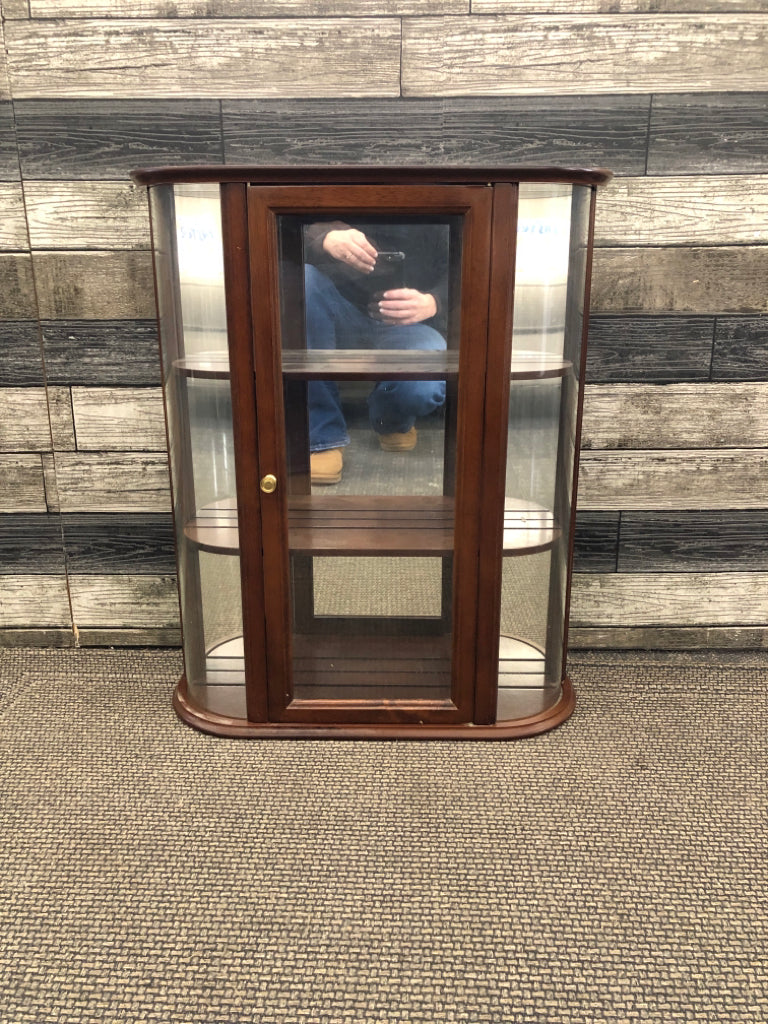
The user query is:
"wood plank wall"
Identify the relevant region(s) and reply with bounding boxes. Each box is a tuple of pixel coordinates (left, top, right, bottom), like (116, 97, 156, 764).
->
(0, 1, 766, 650)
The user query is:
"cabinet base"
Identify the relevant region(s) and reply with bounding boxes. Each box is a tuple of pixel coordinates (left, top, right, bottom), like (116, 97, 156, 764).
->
(172, 674, 575, 740)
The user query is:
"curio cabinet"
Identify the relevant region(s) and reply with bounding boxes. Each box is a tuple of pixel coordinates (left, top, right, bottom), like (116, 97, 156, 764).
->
(133, 166, 611, 738)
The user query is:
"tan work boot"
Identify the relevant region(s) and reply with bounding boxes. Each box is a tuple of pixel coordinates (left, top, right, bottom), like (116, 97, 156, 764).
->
(310, 447, 343, 485)
(378, 426, 417, 452)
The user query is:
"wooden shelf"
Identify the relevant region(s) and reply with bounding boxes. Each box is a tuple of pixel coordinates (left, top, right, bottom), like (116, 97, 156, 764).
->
(174, 350, 570, 381)
(183, 495, 558, 556)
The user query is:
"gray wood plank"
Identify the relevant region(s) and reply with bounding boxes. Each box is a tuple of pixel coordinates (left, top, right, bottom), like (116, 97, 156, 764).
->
(648, 93, 768, 175)
(0, 183, 27, 250)
(54, 452, 170, 512)
(0, 21, 9, 104)
(0, 254, 36, 318)
(41, 452, 60, 513)
(48, 386, 77, 450)
(42, 320, 160, 386)
(0, 628, 75, 648)
(31, 0, 465, 11)
(586, 315, 714, 383)
(402, 15, 768, 96)
(568, 625, 768, 650)
(476, 0, 766, 9)
(581, 382, 768, 449)
(0, 387, 51, 452)
(596, 175, 768, 246)
(573, 511, 620, 573)
(0, 102, 19, 180)
(15, 99, 222, 179)
(33, 251, 155, 319)
(0, 513, 65, 573)
(0, 574, 72, 627)
(578, 449, 768, 510)
(712, 316, 768, 381)
(618, 511, 768, 572)
(69, 573, 178, 628)
(592, 247, 768, 315)
(571, 571, 768, 626)
(223, 96, 649, 174)
(1, 0, 30, 17)
(0, 455, 46, 512)
(5, 19, 401, 99)
(71, 386, 166, 450)
(25, 181, 150, 249)
(0, 321, 45, 386)
(75, 626, 181, 646)
(61, 512, 175, 573)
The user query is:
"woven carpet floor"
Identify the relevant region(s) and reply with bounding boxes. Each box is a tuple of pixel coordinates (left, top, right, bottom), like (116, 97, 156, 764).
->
(1, 648, 766, 1023)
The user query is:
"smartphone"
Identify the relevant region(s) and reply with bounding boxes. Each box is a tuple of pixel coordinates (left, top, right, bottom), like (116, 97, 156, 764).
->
(371, 250, 405, 290)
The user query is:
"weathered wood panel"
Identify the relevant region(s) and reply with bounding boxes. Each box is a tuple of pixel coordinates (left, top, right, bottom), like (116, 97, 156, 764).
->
(0, 321, 44, 386)
(0, 575, 72, 628)
(0, 254, 36, 318)
(402, 16, 768, 96)
(578, 449, 768, 511)
(596, 176, 768, 246)
(586, 315, 714, 384)
(5, 19, 401, 99)
(476, 1, 766, 10)
(0, 514, 65, 573)
(222, 96, 649, 174)
(582, 383, 768, 449)
(76, 626, 180, 646)
(69, 573, 178, 627)
(568, 625, 768, 650)
(0, 388, 51, 452)
(15, 99, 223, 179)
(0, 455, 46, 512)
(71, 387, 166, 450)
(648, 93, 768, 175)
(0, 183, 28, 250)
(571, 572, 768, 626)
(0, 21, 10, 104)
(573, 511, 619, 573)
(712, 316, 768, 381)
(1, 0, 30, 18)
(30, 0, 465, 12)
(61, 512, 174, 573)
(618, 511, 768, 572)
(48, 386, 77, 450)
(42, 320, 160, 386)
(592, 247, 768, 314)
(25, 181, 149, 249)
(0, 628, 76, 648)
(33, 251, 155, 319)
(41, 452, 60, 513)
(0, 102, 19, 180)
(54, 452, 171, 512)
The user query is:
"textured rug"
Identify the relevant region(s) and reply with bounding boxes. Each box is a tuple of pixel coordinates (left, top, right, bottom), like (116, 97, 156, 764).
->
(1, 648, 766, 1023)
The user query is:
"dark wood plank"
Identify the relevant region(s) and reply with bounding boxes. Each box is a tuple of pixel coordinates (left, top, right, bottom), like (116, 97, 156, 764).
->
(712, 315, 768, 381)
(573, 511, 620, 573)
(648, 92, 768, 175)
(0, 102, 19, 181)
(586, 314, 714, 383)
(0, 513, 65, 573)
(592, 247, 768, 315)
(61, 512, 175, 573)
(0, 254, 36, 319)
(14, 99, 223, 179)
(618, 511, 768, 572)
(223, 96, 649, 174)
(0, 321, 45, 386)
(42, 320, 161, 386)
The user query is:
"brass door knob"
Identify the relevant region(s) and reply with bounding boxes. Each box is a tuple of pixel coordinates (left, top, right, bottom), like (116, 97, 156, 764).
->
(260, 473, 278, 494)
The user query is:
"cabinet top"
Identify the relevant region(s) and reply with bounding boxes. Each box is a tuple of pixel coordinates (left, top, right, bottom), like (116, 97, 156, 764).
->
(131, 165, 612, 187)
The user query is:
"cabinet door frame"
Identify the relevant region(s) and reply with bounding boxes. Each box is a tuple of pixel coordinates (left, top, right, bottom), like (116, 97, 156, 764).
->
(246, 183, 494, 725)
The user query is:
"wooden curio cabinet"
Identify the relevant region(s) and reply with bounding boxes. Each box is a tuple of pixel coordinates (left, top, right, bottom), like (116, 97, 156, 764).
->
(133, 166, 611, 739)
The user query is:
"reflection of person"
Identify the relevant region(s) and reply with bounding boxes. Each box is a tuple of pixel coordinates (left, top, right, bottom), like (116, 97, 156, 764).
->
(304, 220, 448, 484)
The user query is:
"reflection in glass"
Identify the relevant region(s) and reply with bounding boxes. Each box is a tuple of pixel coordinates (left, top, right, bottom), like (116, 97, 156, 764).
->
(277, 214, 461, 704)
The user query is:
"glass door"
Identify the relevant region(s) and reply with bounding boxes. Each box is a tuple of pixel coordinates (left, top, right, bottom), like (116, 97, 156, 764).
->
(247, 185, 493, 724)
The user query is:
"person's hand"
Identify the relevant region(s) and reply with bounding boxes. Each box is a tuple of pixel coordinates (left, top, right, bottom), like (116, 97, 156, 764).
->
(377, 288, 437, 325)
(322, 228, 377, 273)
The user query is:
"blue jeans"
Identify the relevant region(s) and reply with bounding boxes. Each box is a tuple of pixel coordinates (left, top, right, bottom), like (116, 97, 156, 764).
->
(305, 264, 447, 452)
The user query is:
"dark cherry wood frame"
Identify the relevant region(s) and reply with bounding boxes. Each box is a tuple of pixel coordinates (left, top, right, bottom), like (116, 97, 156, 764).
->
(134, 166, 611, 740)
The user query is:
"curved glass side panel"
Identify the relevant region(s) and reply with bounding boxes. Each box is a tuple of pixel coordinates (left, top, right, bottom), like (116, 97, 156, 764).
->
(150, 183, 245, 717)
(497, 184, 591, 719)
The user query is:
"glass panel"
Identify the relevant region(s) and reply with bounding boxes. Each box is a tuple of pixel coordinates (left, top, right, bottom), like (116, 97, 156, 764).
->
(151, 183, 245, 718)
(497, 184, 591, 716)
(276, 213, 462, 704)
